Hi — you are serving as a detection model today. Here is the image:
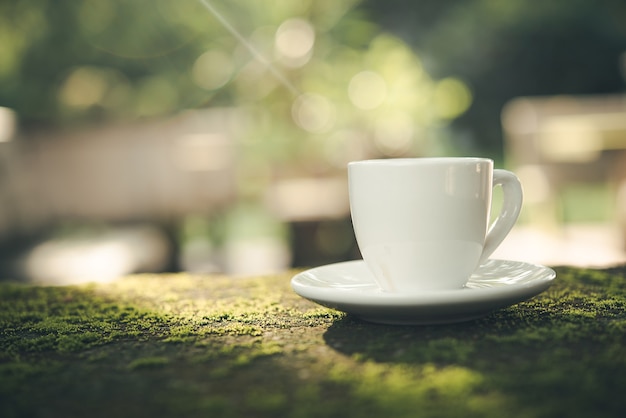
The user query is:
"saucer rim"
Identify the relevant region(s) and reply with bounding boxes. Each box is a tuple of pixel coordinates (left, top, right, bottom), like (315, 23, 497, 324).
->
(291, 259, 556, 307)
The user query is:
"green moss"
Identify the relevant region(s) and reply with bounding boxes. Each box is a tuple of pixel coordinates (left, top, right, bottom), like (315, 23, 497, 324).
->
(1, 266, 626, 417)
(128, 356, 170, 370)
(245, 389, 288, 413)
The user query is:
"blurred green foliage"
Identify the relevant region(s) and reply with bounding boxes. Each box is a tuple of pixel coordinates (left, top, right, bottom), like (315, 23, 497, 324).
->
(365, 0, 626, 157)
(2, 0, 625, 160)
(0, 0, 471, 168)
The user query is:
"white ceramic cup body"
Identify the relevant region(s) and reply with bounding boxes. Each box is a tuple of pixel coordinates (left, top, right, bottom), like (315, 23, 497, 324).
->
(348, 158, 523, 293)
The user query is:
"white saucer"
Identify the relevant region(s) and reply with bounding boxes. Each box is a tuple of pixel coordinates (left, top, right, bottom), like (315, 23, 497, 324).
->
(291, 259, 556, 325)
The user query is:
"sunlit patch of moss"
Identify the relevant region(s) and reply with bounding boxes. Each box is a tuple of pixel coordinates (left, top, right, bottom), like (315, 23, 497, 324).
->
(192, 338, 283, 369)
(301, 308, 344, 319)
(0, 285, 176, 356)
(325, 360, 497, 417)
(56, 331, 103, 352)
(162, 323, 200, 343)
(208, 323, 264, 337)
(199, 340, 283, 379)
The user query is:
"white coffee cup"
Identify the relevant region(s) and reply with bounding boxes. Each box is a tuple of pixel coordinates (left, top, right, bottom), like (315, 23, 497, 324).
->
(348, 157, 523, 293)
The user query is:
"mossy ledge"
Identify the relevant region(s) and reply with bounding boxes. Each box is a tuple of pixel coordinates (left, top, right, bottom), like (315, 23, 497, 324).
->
(1, 265, 626, 418)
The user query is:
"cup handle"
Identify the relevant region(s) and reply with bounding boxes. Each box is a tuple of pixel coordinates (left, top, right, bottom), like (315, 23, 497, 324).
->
(479, 169, 523, 264)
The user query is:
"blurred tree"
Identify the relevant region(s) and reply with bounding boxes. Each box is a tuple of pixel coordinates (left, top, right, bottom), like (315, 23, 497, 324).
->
(0, 0, 472, 176)
(362, 0, 626, 159)
(0, 0, 232, 124)
(4, 0, 626, 160)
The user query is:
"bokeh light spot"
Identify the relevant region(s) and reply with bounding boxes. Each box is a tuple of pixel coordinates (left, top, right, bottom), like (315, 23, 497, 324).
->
(292, 93, 335, 133)
(433, 77, 472, 119)
(192, 50, 234, 90)
(348, 71, 387, 110)
(59, 67, 109, 108)
(275, 18, 315, 67)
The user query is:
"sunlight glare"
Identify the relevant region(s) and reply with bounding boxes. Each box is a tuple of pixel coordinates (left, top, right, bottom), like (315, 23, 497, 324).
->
(199, 0, 301, 96)
(26, 240, 133, 284)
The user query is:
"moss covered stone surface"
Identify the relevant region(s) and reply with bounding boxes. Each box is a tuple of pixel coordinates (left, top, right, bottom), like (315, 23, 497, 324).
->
(1, 266, 626, 418)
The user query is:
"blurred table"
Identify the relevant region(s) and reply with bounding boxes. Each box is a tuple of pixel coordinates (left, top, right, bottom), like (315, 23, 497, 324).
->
(1, 264, 626, 418)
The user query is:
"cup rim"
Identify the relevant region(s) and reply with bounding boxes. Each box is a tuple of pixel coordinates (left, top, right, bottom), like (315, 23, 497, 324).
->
(348, 157, 492, 167)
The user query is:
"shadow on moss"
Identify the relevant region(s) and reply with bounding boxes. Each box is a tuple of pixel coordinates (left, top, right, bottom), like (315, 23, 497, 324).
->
(322, 266, 626, 418)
